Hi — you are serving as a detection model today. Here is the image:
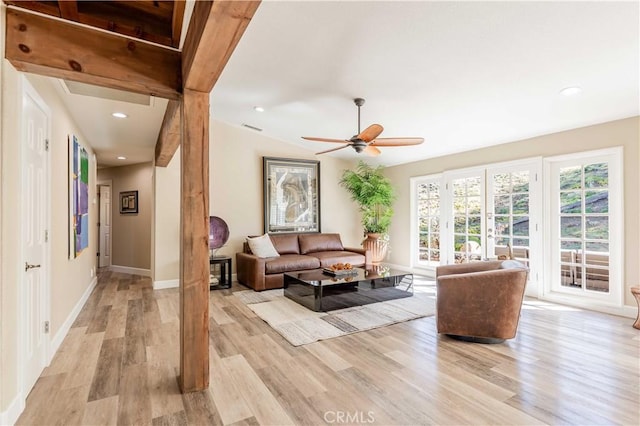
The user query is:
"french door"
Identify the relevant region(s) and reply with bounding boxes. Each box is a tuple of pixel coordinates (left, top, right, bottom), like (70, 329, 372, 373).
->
(413, 160, 541, 294)
(443, 170, 485, 264)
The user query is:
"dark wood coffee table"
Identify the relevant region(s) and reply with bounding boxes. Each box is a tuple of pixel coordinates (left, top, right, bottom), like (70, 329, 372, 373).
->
(283, 266, 413, 312)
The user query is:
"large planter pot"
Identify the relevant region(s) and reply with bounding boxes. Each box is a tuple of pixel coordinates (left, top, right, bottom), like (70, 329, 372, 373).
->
(362, 233, 388, 264)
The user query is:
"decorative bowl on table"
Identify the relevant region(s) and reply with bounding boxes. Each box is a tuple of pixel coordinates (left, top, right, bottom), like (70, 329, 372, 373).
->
(322, 262, 357, 276)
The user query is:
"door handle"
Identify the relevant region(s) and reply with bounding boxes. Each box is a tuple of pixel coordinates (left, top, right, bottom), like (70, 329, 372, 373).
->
(25, 262, 41, 272)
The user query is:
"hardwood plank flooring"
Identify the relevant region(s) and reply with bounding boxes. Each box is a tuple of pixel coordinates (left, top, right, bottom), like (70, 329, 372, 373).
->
(16, 270, 640, 425)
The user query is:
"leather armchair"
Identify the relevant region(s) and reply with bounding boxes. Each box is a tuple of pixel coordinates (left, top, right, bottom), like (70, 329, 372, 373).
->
(435, 260, 528, 343)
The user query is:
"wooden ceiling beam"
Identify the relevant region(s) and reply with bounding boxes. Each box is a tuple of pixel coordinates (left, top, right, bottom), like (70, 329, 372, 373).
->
(3, 1, 59, 16)
(5, 8, 182, 99)
(154, 0, 261, 166)
(171, 0, 186, 48)
(58, 1, 79, 21)
(182, 0, 261, 92)
(155, 99, 181, 167)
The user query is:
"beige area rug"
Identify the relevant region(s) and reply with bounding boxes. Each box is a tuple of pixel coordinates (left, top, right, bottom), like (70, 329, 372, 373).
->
(234, 289, 436, 346)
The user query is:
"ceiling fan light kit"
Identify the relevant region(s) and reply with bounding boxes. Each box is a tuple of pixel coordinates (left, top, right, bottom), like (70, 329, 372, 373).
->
(302, 98, 424, 156)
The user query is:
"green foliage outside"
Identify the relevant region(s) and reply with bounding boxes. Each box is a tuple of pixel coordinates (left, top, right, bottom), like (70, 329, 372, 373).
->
(340, 161, 395, 234)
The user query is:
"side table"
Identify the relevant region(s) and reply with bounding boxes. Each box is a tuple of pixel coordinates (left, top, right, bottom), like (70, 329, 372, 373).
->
(210, 256, 232, 290)
(631, 287, 640, 330)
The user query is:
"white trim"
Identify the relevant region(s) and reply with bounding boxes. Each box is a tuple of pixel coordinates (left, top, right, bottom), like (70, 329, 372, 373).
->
(153, 273, 238, 290)
(0, 393, 25, 426)
(49, 276, 98, 358)
(110, 265, 151, 277)
(384, 262, 436, 279)
(153, 279, 179, 290)
(538, 293, 636, 319)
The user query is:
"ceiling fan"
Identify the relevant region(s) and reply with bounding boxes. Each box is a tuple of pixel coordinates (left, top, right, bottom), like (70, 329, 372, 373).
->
(302, 98, 424, 156)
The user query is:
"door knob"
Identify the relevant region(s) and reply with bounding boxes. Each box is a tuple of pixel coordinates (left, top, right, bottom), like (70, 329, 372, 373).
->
(25, 262, 41, 272)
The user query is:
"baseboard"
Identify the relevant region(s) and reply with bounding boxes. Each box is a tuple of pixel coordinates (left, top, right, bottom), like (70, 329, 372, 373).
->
(110, 265, 151, 277)
(153, 274, 237, 290)
(539, 293, 636, 318)
(0, 391, 25, 426)
(50, 276, 98, 359)
(153, 279, 178, 290)
(384, 262, 436, 278)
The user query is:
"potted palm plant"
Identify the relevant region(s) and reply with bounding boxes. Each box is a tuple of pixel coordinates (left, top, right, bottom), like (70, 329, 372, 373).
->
(339, 161, 395, 263)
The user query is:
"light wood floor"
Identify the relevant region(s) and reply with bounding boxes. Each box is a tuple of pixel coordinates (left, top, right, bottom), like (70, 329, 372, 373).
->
(17, 270, 639, 425)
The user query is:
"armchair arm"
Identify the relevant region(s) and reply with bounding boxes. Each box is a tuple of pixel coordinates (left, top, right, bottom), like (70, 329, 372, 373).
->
(344, 246, 372, 266)
(236, 252, 267, 291)
(435, 260, 503, 278)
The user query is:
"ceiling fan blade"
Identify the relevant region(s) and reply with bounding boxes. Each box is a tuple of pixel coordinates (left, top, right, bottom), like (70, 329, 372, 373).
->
(357, 124, 384, 142)
(370, 137, 424, 147)
(364, 145, 381, 157)
(316, 144, 351, 155)
(302, 136, 349, 143)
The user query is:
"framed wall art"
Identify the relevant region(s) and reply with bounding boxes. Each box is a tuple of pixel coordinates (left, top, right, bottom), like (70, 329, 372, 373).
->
(68, 134, 89, 259)
(263, 157, 320, 234)
(120, 190, 138, 214)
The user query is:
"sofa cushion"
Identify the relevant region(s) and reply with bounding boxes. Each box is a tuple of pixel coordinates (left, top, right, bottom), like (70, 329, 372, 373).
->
(299, 233, 344, 254)
(265, 254, 320, 274)
(247, 234, 279, 258)
(269, 234, 300, 255)
(309, 251, 365, 268)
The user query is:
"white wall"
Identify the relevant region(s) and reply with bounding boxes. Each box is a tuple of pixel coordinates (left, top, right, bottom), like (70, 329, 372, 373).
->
(152, 118, 361, 283)
(385, 117, 639, 308)
(1, 8, 98, 415)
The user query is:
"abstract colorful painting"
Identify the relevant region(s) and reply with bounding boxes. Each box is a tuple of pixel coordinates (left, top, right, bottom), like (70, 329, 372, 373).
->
(69, 135, 89, 258)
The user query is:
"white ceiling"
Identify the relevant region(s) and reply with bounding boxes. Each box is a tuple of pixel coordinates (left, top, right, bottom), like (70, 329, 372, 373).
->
(44, 1, 639, 168)
(48, 78, 168, 167)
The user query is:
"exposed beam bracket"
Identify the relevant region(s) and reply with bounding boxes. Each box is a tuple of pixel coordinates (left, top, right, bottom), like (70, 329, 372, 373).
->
(154, 0, 261, 166)
(155, 99, 181, 167)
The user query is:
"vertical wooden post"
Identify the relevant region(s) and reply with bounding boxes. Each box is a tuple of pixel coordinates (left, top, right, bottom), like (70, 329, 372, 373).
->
(179, 89, 210, 392)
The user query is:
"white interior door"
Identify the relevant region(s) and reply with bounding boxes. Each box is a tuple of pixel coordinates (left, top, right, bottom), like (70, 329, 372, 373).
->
(99, 184, 112, 267)
(22, 79, 50, 393)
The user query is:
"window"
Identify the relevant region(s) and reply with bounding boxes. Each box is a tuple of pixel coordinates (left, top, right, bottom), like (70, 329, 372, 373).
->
(546, 148, 622, 306)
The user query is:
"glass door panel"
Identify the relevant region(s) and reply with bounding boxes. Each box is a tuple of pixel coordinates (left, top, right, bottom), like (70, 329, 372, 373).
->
(487, 170, 532, 268)
(449, 174, 484, 263)
(557, 162, 610, 293)
(415, 179, 441, 267)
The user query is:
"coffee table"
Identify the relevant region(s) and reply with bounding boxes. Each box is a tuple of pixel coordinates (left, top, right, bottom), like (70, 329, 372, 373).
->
(283, 266, 413, 312)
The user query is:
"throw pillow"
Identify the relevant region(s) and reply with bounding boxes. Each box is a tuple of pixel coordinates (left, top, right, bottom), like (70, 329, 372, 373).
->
(500, 259, 526, 269)
(247, 234, 280, 258)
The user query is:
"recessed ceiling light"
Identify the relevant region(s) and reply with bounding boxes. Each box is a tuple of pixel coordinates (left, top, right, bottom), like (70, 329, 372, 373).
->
(253, 106, 265, 112)
(112, 112, 128, 118)
(117, 156, 126, 160)
(559, 86, 582, 96)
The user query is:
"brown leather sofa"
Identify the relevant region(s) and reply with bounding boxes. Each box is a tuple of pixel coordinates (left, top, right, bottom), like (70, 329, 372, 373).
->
(236, 233, 371, 291)
(435, 260, 528, 343)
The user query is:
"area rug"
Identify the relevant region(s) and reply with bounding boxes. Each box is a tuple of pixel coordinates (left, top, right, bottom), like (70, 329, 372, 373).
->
(234, 289, 436, 346)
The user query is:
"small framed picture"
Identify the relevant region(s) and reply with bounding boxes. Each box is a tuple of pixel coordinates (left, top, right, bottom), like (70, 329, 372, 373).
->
(120, 190, 138, 214)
